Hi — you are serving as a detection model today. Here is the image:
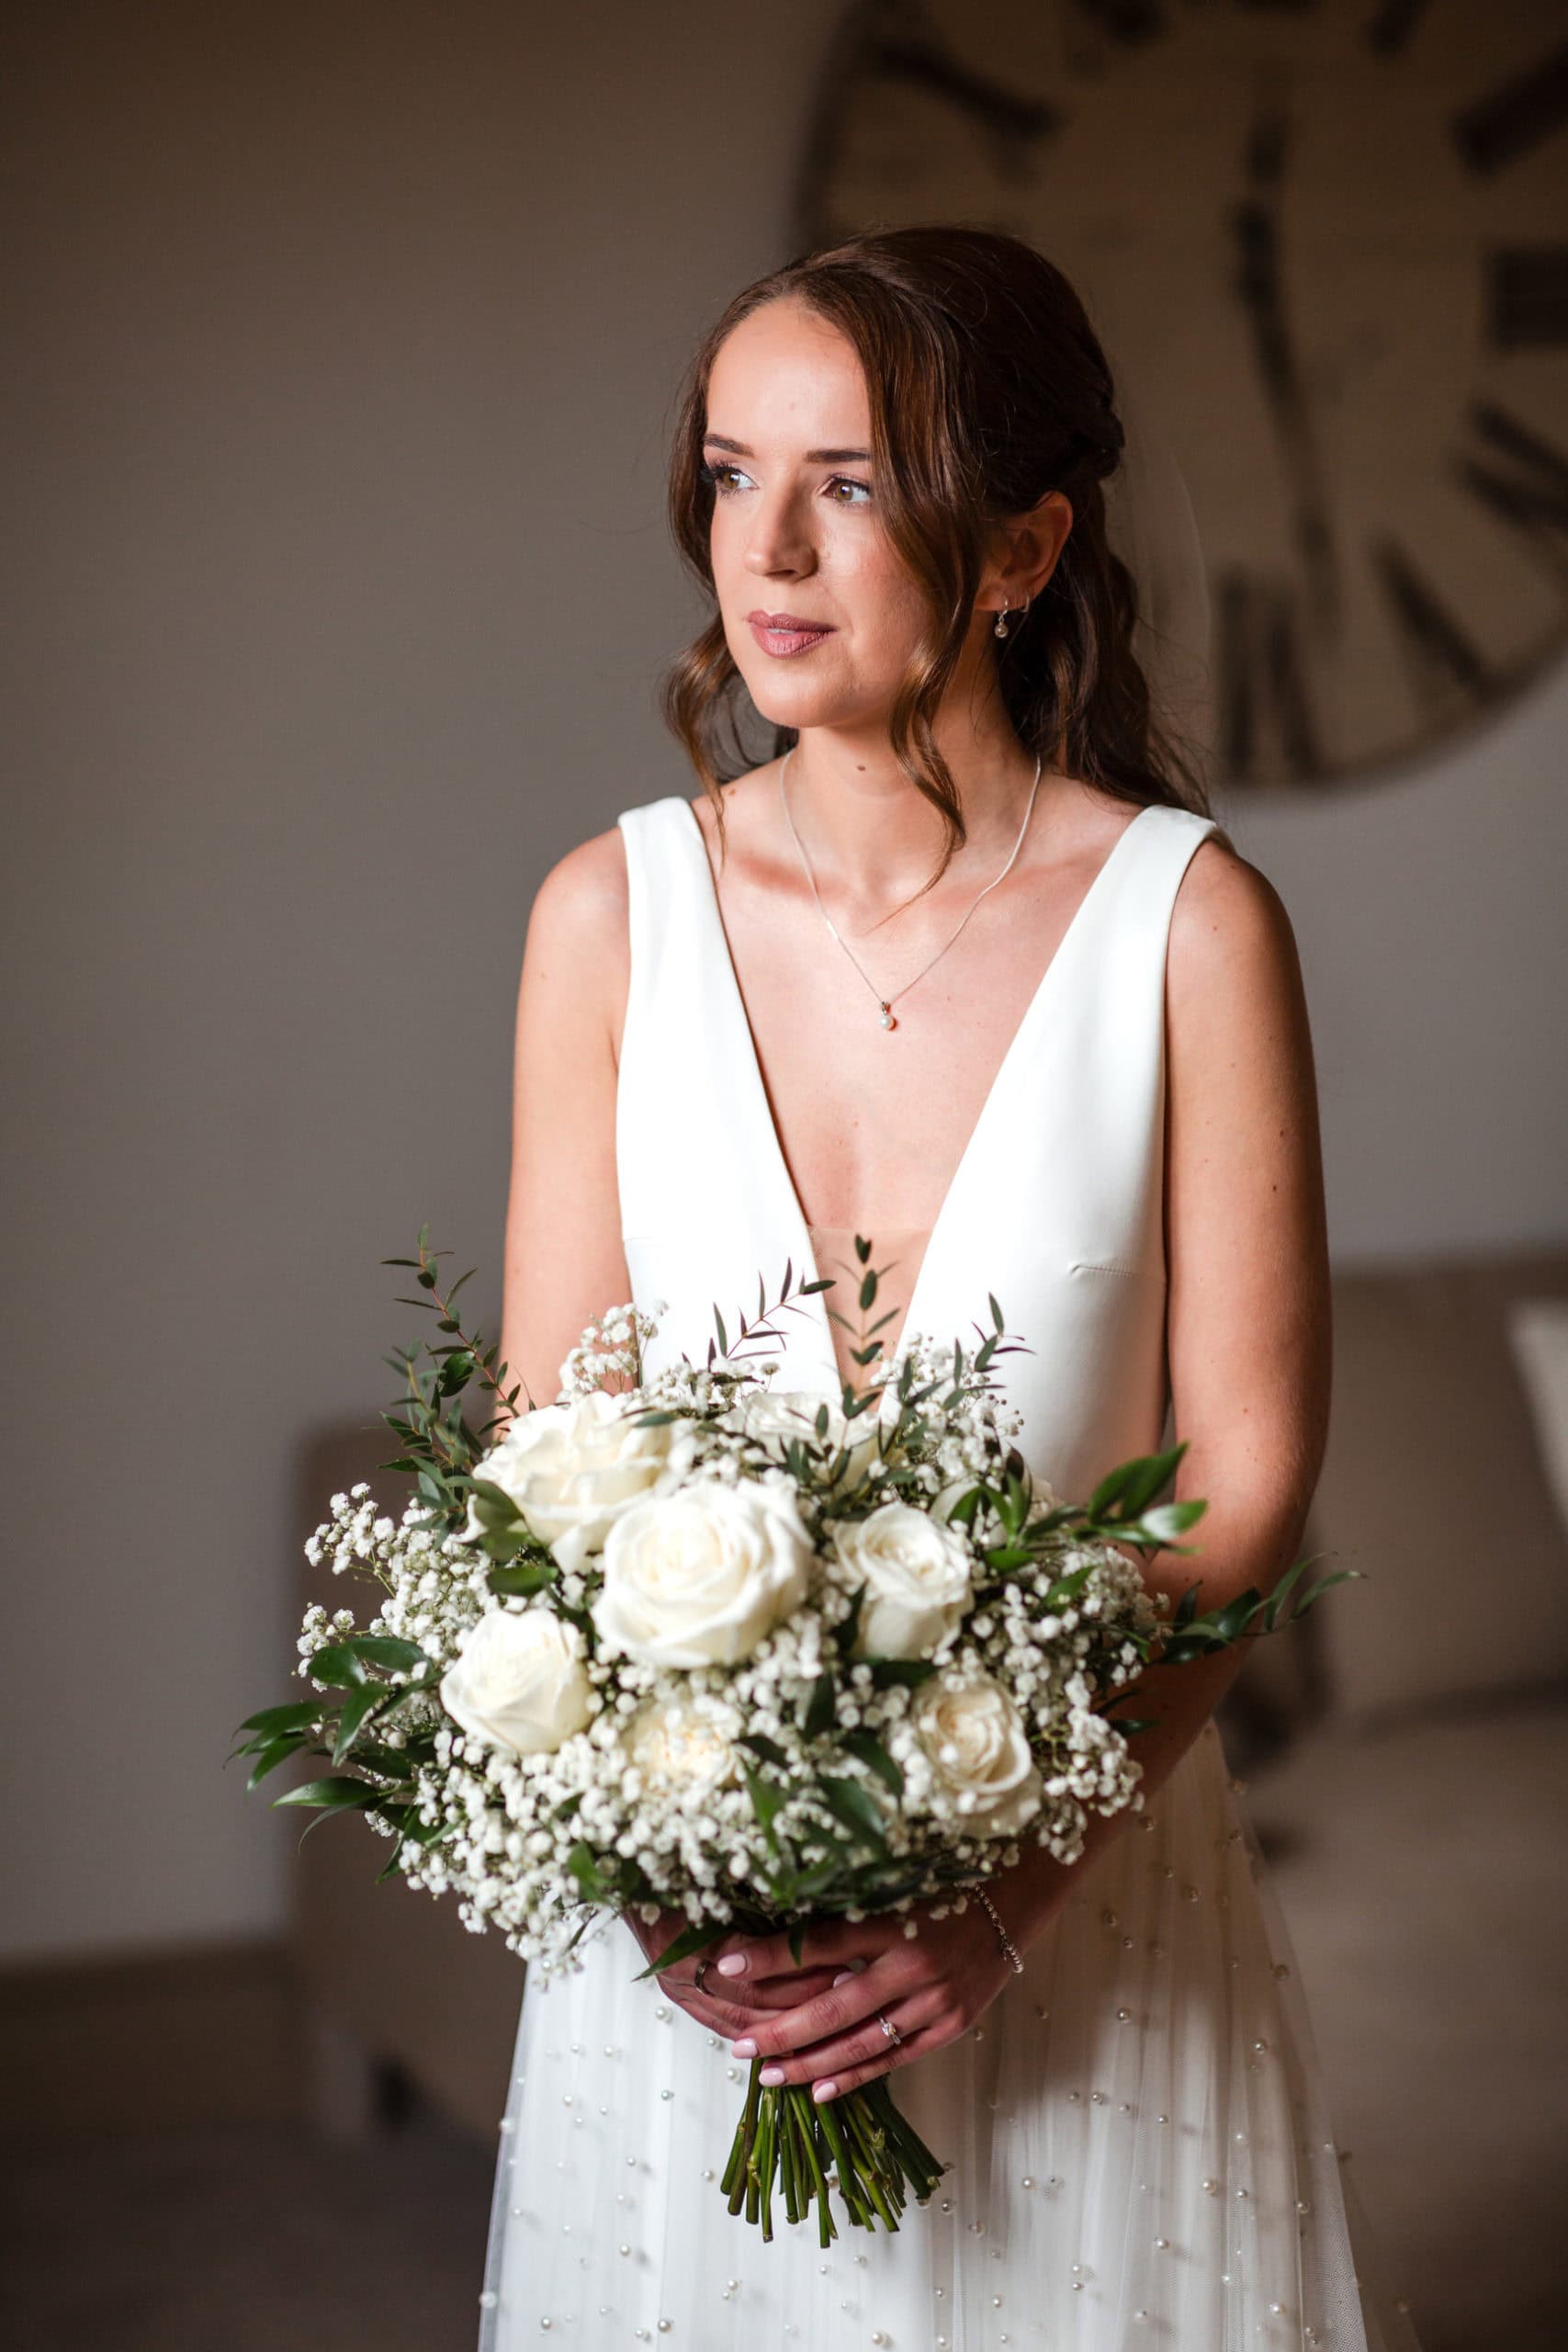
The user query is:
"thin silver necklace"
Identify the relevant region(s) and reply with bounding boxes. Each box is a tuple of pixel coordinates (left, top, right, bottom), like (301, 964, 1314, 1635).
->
(777, 743, 1043, 1031)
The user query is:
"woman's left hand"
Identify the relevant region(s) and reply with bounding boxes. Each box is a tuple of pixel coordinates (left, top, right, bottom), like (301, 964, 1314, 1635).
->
(710, 1894, 1034, 2102)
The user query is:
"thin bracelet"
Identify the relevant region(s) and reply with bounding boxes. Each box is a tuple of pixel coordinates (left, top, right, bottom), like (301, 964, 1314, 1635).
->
(974, 1884, 1026, 1974)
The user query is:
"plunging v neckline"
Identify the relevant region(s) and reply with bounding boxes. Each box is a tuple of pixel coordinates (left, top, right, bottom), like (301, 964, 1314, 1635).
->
(674, 793, 1156, 1392)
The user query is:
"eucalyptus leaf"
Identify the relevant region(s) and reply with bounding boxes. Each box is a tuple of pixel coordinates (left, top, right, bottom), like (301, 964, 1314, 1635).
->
(246, 1732, 309, 1790)
(817, 1772, 888, 1855)
(631, 1917, 722, 1983)
(233, 1699, 322, 1743)
(1128, 1499, 1207, 1545)
(341, 1634, 428, 1672)
(867, 1657, 936, 1689)
(273, 1776, 380, 1812)
(943, 1486, 982, 1528)
(488, 1559, 557, 1597)
(801, 1669, 838, 1741)
(301, 1645, 369, 1690)
(742, 1763, 790, 1850)
(839, 1728, 904, 1796)
(984, 1544, 1036, 1573)
(1260, 1554, 1314, 1624)
(833, 1581, 867, 1658)
(332, 1682, 391, 1764)
(1284, 1566, 1363, 1620)
(565, 1839, 612, 1904)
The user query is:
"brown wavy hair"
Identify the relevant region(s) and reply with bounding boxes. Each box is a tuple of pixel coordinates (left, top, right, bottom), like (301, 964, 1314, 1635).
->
(660, 222, 1209, 880)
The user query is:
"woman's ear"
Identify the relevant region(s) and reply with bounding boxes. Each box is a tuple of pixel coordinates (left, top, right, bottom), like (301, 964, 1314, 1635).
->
(981, 488, 1074, 614)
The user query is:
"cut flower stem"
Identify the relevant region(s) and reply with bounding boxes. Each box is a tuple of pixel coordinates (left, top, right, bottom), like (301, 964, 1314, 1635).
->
(718, 2057, 947, 2239)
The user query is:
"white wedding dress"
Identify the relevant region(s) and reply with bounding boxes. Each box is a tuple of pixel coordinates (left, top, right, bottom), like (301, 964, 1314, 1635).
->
(477, 793, 1420, 2351)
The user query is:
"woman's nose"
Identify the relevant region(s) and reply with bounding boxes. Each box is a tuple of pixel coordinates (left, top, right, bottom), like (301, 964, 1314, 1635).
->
(742, 490, 816, 577)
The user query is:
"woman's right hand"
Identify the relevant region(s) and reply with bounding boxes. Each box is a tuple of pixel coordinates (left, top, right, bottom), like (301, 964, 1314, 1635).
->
(623, 1905, 851, 2039)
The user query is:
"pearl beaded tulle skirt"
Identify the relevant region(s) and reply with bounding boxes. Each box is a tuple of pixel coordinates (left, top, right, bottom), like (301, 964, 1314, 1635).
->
(475, 1720, 1420, 2350)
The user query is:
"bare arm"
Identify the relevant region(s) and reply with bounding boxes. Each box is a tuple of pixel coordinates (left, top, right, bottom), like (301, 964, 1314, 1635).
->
(993, 831, 1333, 1929)
(493, 825, 635, 1419)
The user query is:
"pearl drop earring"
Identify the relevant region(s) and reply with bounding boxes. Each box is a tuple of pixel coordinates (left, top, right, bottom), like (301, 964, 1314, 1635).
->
(994, 589, 1032, 640)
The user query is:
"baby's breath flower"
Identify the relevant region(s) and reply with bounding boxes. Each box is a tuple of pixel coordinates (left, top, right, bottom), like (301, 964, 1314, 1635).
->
(272, 1281, 1173, 1973)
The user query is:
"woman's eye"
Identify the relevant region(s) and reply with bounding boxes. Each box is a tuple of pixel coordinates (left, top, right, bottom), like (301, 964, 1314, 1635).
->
(698, 458, 871, 507)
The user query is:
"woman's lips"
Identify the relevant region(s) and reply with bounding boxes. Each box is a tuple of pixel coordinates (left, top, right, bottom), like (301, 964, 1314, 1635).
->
(747, 616, 837, 657)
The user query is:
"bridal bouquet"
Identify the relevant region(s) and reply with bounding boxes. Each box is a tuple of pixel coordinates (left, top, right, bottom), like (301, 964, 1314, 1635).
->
(234, 1228, 1347, 2244)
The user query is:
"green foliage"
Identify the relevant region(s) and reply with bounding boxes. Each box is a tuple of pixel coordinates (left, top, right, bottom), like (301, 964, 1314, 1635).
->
(1153, 1557, 1363, 1667)
(799, 1668, 839, 1741)
(838, 1727, 904, 1797)
(816, 1773, 889, 1858)
(378, 1224, 530, 1535)
(273, 1776, 383, 1813)
(742, 1761, 791, 1852)
(231, 1224, 551, 1868)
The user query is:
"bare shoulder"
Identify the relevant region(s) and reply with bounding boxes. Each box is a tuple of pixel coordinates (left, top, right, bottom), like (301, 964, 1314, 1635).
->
(1161, 824, 1324, 1272)
(519, 820, 630, 1042)
(525, 820, 628, 958)
(1166, 826, 1306, 1040)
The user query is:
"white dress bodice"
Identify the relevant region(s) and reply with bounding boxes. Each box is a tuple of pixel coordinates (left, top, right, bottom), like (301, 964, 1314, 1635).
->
(615, 791, 1204, 1505)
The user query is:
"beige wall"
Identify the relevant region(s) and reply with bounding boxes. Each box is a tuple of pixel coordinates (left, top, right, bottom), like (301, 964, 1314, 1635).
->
(4, 1, 1564, 1962)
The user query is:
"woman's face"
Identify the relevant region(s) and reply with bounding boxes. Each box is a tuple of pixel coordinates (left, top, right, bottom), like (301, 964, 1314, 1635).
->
(700, 297, 940, 735)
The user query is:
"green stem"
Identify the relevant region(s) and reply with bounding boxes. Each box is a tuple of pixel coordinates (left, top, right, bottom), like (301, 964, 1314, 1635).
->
(838, 2093, 899, 2230)
(778, 2096, 797, 2226)
(726, 2060, 764, 2216)
(814, 2095, 873, 2229)
(867, 2075, 947, 2199)
(791, 2090, 837, 2246)
(758, 2086, 776, 2241)
(841, 2092, 902, 2218)
(709, 2064, 946, 2237)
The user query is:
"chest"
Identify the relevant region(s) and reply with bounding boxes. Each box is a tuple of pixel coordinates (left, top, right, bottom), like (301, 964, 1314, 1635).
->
(654, 813, 1144, 1233)
(739, 957, 1056, 1231)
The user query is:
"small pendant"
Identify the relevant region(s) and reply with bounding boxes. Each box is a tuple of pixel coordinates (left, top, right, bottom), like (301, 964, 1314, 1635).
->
(879, 1002, 897, 1031)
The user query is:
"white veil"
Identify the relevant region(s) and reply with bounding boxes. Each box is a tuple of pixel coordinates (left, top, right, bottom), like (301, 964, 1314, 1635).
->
(1099, 362, 1217, 793)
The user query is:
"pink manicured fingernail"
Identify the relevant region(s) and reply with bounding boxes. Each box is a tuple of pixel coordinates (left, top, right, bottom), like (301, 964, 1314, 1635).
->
(732, 2037, 758, 2057)
(832, 1969, 854, 1985)
(716, 1954, 747, 1976)
(812, 2079, 838, 2102)
(760, 2066, 785, 2085)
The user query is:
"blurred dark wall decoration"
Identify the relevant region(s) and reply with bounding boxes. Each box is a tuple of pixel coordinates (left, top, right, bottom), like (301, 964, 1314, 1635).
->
(798, 0, 1568, 788)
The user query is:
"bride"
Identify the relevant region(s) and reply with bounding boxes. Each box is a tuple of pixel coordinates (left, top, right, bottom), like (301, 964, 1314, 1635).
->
(478, 226, 1419, 2348)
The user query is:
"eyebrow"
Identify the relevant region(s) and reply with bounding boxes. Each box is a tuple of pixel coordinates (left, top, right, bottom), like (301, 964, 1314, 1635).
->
(702, 432, 872, 463)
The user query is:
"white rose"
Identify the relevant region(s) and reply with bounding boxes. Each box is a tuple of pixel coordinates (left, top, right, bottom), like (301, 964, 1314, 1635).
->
(593, 1472, 812, 1668)
(439, 1606, 593, 1757)
(466, 1390, 697, 1572)
(735, 1388, 885, 1483)
(624, 1694, 739, 1789)
(912, 1668, 1043, 1837)
(830, 1501, 975, 1660)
